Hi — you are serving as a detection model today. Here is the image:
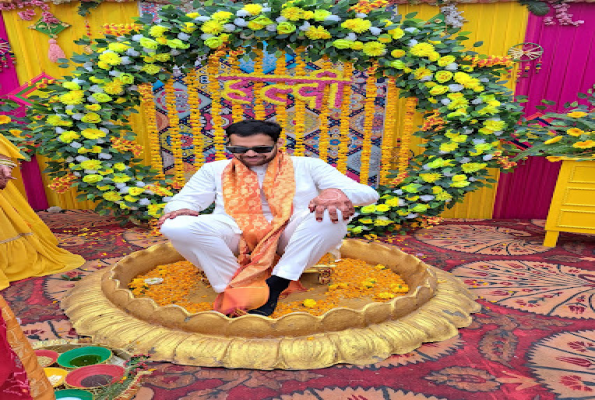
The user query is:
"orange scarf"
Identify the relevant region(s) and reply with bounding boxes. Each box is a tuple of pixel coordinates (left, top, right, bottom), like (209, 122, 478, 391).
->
(214, 151, 296, 316)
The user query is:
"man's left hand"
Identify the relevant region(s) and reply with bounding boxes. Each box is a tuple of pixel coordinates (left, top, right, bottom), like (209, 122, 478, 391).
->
(308, 188, 354, 223)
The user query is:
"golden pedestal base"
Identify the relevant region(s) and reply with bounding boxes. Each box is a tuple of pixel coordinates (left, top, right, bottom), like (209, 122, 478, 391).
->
(62, 240, 480, 370)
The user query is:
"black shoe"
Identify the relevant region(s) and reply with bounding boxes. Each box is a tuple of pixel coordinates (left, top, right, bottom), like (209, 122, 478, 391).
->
(248, 275, 291, 317)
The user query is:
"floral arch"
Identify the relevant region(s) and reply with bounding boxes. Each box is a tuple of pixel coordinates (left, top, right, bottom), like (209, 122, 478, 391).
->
(29, 0, 528, 236)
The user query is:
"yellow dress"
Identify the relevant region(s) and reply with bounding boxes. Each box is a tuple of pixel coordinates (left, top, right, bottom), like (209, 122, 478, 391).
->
(0, 134, 85, 290)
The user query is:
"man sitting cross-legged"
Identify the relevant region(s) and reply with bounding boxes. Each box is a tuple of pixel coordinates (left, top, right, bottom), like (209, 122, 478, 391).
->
(159, 120, 379, 316)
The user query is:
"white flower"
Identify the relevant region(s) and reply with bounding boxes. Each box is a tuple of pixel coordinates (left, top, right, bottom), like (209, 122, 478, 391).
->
(325, 15, 340, 22)
(115, 183, 127, 189)
(471, 98, 483, 105)
(406, 213, 419, 219)
(201, 33, 214, 40)
(422, 164, 431, 170)
(196, 16, 211, 22)
(420, 75, 432, 82)
(299, 22, 311, 31)
(139, 198, 151, 206)
(480, 77, 489, 82)
(236, 9, 250, 17)
(262, 7, 271, 12)
(73, 171, 81, 177)
(448, 84, 464, 92)
(126, 48, 140, 57)
(89, 85, 104, 93)
(463, 128, 473, 134)
(65, 156, 74, 163)
(459, 157, 471, 163)
(96, 139, 105, 144)
(136, 181, 146, 187)
(72, 113, 84, 120)
(240, 32, 254, 39)
(131, 34, 143, 41)
(85, 66, 93, 72)
(70, 142, 82, 149)
(441, 99, 451, 105)
(75, 156, 89, 162)
(393, 189, 403, 195)
(65, 105, 75, 110)
(408, 39, 418, 46)
(162, 197, 172, 202)
(109, 70, 121, 77)
(234, 18, 248, 27)
(266, 24, 277, 32)
(144, 190, 154, 195)
(356, 13, 367, 18)
(83, 62, 93, 68)
(84, 169, 97, 174)
(55, 127, 65, 134)
(483, 154, 494, 161)
(99, 153, 112, 159)
(346, 32, 357, 41)
(276, 16, 287, 23)
(443, 171, 454, 177)
(223, 24, 236, 32)
(472, 139, 485, 144)
(128, 85, 138, 92)
(404, 27, 417, 33)
(87, 96, 99, 103)
(469, 177, 477, 182)
(369, 26, 381, 35)
(72, 78, 85, 85)
(119, 186, 129, 194)
(420, 195, 435, 202)
(494, 131, 503, 136)
(445, 62, 458, 71)
(170, 50, 181, 56)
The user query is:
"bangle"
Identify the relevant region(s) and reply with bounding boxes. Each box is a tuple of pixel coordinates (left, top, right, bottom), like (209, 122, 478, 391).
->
(0, 159, 16, 168)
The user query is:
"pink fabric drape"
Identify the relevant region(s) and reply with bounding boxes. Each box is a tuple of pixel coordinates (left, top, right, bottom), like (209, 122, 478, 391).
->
(0, 13, 48, 210)
(494, 4, 595, 219)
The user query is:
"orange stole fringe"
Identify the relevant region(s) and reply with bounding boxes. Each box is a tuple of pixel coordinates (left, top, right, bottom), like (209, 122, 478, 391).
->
(214, 152, 299, 315)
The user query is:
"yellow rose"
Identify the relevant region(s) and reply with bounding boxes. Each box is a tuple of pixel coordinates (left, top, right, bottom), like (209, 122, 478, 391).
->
(544, 136, 563, 144)
(103, 191, 122, 201)
(567, 128, 584, 137)
(376, 204, 390, 212)
(567, 111, 587, 118)
(434, 71, 453, 83)
(128, 187, 145, 196)
(82, 174, 103, 184)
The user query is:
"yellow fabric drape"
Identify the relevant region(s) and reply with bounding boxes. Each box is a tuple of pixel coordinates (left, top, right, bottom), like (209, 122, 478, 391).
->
(0, 134, 85, 290)
(3, 2, 143, 208)
(392, 3, 528, 219)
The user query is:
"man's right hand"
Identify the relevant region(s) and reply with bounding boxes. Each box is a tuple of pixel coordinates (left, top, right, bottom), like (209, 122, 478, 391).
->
(157, 208, 199, 228)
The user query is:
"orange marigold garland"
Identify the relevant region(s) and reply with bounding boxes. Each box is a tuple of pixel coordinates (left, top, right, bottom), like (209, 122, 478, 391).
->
(317, 56, 333, 163)
(101, 23, 142, 36)
(379, 77, 398, 185)
(48, 173, 77, 194)
(253, 48, 267, 120)
(208, 52, 226, 160)
(274, 54, 288, 151)
(359, 62, 379, 185)
(337, 62, 354, 174)
(293, 47, 307, 157)
(139, 83, 164, 179)
(185, 69, 204, 170)
(164, 78, 185, 185)
(229, 50, 245, 123)
(393, 97, 417, 185)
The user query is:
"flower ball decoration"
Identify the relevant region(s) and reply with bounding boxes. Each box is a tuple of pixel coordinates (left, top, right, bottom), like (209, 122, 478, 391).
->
(28, 0, 529, 232)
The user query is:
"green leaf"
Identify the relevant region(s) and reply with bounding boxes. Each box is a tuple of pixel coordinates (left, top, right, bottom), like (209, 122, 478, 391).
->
(523, 0, 550, 16)
(473, 41, 483, 47)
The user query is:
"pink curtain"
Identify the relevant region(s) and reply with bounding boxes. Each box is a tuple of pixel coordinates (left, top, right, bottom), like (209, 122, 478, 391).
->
(0, 13, 48, 210)
(494, 4, 595, 219)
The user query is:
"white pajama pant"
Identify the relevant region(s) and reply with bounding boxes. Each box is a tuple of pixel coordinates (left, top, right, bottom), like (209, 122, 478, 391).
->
(160, 210, 348, 293)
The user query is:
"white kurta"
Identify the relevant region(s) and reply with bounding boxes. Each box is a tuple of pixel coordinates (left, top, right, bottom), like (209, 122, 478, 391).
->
(161, 156, 379, 292)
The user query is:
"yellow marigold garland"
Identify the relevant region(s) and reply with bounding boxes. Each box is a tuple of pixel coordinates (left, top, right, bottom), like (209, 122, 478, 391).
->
(317, 56, 333, 163)
(393, 97, 417, 185)
(208, 52, 226, 160)
(253, 48, 266, 120)
(293, 47, 307, 157)
(164, 79, 185, 185)
(359, 62, 379, 185)
(229, 50, 245, 123)
(139, 83, 164, 179)
(274, 54, 288, 151)
(379, 77, 398, 185)
(337, 62, 354, 174)
(185, 69, 204, 170)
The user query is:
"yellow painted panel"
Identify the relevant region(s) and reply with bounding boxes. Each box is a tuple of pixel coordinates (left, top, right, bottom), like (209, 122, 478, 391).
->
(564, 188, 595, 207)
(3, 2, 142, 208)
(391, 3, 528, 219)
(557, 210, 595, 231)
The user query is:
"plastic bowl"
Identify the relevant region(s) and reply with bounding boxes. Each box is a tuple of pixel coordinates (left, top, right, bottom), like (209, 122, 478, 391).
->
(35, 349, 59, 368)
(44, 367, 68, 387)
(65, 364, 125, 389)
(57, 346, 112, 369)
(55, 388, 94, 400)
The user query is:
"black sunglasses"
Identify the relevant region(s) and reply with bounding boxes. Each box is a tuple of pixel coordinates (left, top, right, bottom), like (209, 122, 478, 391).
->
(226, 145, 276, 154)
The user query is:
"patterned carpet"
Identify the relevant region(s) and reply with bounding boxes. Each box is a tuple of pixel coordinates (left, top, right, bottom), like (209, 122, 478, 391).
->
(2, 211, 595, 400)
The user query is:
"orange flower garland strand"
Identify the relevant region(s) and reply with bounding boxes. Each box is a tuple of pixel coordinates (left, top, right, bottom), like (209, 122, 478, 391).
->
(253, 48, 266, 120)
(185, 69, 204, 170)
(229, 51, 245, 123)
(393, 97, 417, 185)
(293, 47, 307, 157)
(208, 52, 226, 160)
(317, 56, 333, 163)
(164, 79, 185, 185)
(139, 83, 164, 179)
(359, 62, 379, 185)
(274, 54, 288, 151)
(379, 77, 398, 185)
(337, 62, 354, 174)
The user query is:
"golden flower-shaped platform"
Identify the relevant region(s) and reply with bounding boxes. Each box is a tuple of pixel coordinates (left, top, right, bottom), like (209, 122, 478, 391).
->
(62, 240, 480, 370)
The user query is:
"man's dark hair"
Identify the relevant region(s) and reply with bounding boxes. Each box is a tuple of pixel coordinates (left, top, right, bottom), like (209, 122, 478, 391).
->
(225, 120, 282, 142)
